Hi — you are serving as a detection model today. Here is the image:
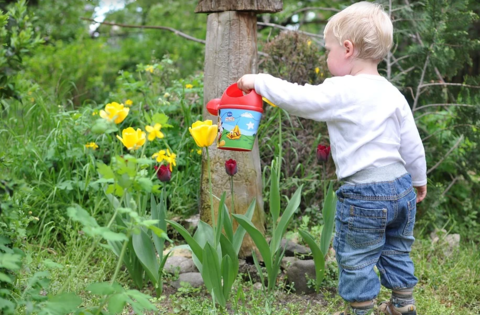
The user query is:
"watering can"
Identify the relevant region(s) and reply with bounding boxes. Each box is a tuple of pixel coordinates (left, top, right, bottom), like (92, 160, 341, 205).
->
(206, 83, 263, 151)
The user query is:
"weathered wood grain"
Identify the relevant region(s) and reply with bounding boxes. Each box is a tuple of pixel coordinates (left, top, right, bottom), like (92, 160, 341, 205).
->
(201, 11, 265, 258)
(196, 0, 282, 13)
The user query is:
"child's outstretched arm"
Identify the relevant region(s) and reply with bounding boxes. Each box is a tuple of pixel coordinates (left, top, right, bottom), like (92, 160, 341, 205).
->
(399, 102, 428, 203)
(237, 73, 339, 122)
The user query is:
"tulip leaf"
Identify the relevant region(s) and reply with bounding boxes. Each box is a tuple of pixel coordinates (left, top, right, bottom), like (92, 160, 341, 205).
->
(192, 221, 213, 273)
(299, 229, 325, 291)
(251, 250, 265, 290)
(272, 185, 303, 254)
(215, 192, 226, 247)
(270, 245, 286, 292)
(151, 194, 166, 259)
(132, 228, 159, 284)
(167, 220, 203, 263)
(232, 214, 272, 272)
(220, 235, 238, 300)
(232, 199, 256, 255)
(203, 243, 226, 307)
(320, 181, 336, 257)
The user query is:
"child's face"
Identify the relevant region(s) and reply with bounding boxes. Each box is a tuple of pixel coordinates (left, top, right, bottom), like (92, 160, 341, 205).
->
(324, 31, 351, 76)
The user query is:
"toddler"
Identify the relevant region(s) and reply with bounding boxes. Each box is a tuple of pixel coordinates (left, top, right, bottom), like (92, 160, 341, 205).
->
(237, 2, 427, 315)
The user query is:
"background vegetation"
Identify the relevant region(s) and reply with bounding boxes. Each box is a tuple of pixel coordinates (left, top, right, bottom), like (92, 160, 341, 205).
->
(1, 0, 479, 314)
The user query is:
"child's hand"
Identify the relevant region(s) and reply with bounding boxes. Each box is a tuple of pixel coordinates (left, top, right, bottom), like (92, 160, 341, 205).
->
(414, 185, 427, 203)
(237, 74, 257, 93)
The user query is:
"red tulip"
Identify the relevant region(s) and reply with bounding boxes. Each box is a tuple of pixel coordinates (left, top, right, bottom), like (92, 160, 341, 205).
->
(225, 159, 238, 176)
(316, 145, 331, 163)
(154, 165, 172, 182)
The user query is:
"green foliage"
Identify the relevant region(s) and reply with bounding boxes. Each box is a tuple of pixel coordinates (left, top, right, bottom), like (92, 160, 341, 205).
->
(168, 193, 256, 308)
(0, 0, 43, 101)
(234, 162, 303, 294)
(298, 181, 336, 292)
(31, 0, 98, 42)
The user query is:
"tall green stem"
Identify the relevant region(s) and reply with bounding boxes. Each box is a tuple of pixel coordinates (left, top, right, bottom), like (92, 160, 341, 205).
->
(205, 147, 215, 238)
(322, 161, 327, 208)
(230, 176, 235, 215)
(110, 238, 129, 284)
(277, 109, 282, 187)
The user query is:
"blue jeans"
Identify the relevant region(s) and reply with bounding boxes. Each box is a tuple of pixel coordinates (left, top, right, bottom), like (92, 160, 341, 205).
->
(333, 173, 418, 303)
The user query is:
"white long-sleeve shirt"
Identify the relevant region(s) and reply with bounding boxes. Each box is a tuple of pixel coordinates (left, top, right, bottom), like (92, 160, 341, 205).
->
(255, 73, 427, 186)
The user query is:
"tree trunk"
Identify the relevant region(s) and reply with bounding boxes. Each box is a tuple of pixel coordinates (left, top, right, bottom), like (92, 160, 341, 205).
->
(201, 11, 265, 258)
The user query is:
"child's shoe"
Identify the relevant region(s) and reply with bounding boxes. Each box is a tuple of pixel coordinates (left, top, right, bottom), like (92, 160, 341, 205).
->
(333, 304, 375, 315)
(378, 300, 416, 315)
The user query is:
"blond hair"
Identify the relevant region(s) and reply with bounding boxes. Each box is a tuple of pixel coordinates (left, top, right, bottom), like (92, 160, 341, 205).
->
(324, 1, 393, 61)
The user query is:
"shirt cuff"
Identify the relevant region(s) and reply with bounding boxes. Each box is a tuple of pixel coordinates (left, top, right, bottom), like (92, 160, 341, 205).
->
(411, 178, 427, 187)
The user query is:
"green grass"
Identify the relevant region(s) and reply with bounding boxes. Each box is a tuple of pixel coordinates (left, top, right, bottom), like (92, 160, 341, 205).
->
(9, 236, 478, 314)
(219, 132, 256, 151)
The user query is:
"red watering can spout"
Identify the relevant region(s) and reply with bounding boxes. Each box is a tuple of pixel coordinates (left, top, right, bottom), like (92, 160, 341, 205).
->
(206, 98, 221, 116)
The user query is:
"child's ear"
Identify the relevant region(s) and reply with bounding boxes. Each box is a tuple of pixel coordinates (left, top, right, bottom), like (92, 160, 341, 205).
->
(343, 40, 354, 58)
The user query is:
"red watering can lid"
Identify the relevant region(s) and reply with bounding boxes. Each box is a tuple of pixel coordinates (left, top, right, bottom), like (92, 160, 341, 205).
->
(206, 83, 263, 116)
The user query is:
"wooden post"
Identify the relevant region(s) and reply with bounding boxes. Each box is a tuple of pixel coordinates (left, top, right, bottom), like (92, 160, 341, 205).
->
(196, 0, 282, 257)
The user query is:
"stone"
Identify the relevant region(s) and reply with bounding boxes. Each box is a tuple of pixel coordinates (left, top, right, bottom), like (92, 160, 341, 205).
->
(444, 234, 460, 257)
(163, 247, 192, 258)
(285, 259, 316, 294)
(281, 256, 299, 269)
(183, 214, 200, 231)
(164, 256, 197, 274)
(171, 272, 204, 289)
(280, 239, 311, 256)
(430, 229, 461, 257)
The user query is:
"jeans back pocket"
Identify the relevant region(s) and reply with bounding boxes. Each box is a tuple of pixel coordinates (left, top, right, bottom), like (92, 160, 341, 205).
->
(347, 205, 387, 248)
(402, 195, 417, 236)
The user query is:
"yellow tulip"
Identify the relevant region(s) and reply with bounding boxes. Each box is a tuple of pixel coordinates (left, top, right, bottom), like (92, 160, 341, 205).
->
(100, 102, 129, 124)
(145, 123, 164, 141)
(116, 127, 146, 150)
(85, 142, 99, 150)
(262, 97, 277, 108)
(189, 120, 218, 148)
